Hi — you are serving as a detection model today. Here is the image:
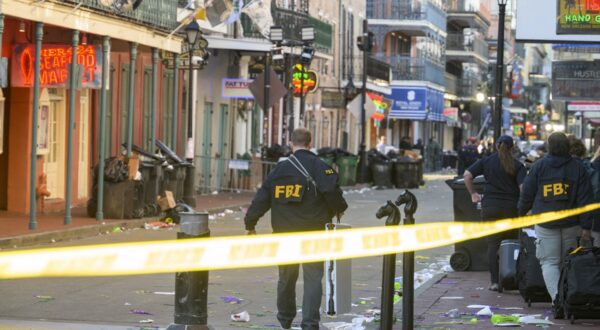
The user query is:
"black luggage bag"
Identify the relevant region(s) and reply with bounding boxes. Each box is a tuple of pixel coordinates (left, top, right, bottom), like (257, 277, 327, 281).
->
(553, 246, 600, 324)
(498, 239, 520, 292)
(517, 231, 552, 306)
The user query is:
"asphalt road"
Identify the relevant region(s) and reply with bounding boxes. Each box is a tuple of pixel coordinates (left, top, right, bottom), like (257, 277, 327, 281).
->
(0, 176, 456, 330)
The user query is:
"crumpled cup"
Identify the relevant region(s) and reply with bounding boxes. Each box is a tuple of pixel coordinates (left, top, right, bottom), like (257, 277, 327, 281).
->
(231, 311, 250, 322)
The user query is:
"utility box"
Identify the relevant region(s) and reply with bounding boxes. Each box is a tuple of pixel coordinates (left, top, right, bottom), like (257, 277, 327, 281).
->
(325, 223, 352, 316)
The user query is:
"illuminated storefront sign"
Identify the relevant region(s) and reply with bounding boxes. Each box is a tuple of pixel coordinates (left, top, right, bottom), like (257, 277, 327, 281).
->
(557, 0, 600, 34)
(11, 44, 102, 89)
(292, 64, 318, 97)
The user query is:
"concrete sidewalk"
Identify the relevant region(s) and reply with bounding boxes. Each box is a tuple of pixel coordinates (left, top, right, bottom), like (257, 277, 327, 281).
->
(413, 271, 600, 329)
(0, 191, 254, 249)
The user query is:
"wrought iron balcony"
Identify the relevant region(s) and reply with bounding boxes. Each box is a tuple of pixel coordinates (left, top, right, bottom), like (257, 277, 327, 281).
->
(60, 0, 178, 31)
(367, 0, 446, 31)
(446, 32, 489, 65)
(241, 7, 333, 53)
(446, 0, 490, 30)
(342, 55, 391, 83)
(374, 54, 446, 86)
(445, 72, 458, 96)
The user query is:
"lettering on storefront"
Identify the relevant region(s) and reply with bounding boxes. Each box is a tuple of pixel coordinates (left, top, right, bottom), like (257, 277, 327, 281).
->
(557, 0, 600, 34)
(11, 44, 102, 89)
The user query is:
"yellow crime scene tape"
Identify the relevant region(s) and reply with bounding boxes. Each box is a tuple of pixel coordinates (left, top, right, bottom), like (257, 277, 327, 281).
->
(0, 203, 599, 279)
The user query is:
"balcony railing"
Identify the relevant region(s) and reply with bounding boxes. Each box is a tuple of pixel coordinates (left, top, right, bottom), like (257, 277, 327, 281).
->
(445, 72, 458, 95)
(60, 0, 177, 31)
(367, 0, 446, 31)
(342, 56, 391, 83)
(446, 32, 489, 60)
(375, 54, 446, 86)
(241, 7, 333, 52)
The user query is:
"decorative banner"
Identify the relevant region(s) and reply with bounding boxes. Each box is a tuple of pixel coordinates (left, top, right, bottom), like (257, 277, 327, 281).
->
(11, 44, 102, 89)
(222, 78, 254, 99)
(510, 63, 523, 99)
(557, 0, 600, 34)
(443, 107, 459, 122)
(367, 92, 388, 122)
(292, 64, 318, 97)
(242, 0, 273, 38)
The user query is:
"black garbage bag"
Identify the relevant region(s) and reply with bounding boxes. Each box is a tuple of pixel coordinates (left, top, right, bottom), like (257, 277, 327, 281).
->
(103, 157, 129, 183)
(317, 147, 336, 157)
(367, 148, 390, 164)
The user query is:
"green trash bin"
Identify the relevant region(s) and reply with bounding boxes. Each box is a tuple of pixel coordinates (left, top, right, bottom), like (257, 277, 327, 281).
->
(319, 156, 335, 167)
(336, 155, 359, 186)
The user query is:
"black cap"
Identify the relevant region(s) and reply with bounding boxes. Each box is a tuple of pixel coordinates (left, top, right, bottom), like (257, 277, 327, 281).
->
(497, 135, 514, 148)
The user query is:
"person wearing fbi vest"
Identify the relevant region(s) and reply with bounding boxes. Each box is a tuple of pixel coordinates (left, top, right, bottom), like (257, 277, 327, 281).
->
(244, 128, 348, 330)
(518, 132, 594, 303)
(464, 135, 527, 291)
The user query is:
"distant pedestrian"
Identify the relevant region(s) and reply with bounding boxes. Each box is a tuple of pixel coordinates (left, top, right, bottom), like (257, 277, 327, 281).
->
(400, 136, 412, 150)
(518, 132, 594, 302)
(413, 138, 425, 157)
(377, 135, 387, 154)
(244, 128, 348, 330)
(464, 135, 526, 291)
(457, 137, 479, 176)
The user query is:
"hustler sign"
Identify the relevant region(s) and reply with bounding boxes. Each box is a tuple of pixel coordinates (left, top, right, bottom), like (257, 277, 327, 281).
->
(11, 44, 102, 89)
(557, 0, 600, 34)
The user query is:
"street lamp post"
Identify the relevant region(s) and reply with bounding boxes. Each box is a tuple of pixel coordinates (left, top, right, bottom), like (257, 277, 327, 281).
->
(357, 19, 372, 183)
(182, 20, 201, 208)
(494, 0, 508, 143)
(300, 26, 315, 126)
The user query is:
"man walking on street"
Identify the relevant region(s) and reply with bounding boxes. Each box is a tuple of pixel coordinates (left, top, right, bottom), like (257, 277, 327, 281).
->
(244, 128, 348, 330)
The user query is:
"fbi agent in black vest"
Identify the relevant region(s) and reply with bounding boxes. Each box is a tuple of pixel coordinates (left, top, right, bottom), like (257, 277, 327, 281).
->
(244, 128, 348, 330)
(518, 132, 594, 302)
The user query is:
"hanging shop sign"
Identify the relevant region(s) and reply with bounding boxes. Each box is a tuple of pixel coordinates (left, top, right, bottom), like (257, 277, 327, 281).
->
(552, 60, 600, 100)
(557, 0, 600, 34)
(443, 107, 459, 122)
(292, 64, 318, 97)
(11, 44, 102, 89)
(367, 92, 389, 122)
(321, 90, 345, 108)
(222, 78, 254, 99)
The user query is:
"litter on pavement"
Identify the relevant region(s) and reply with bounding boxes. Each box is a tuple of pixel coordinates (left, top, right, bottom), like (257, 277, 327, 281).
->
(221, 295, 244, 304)
(153, 291, 175, 295)
(34, 295, 54, 302)
(130, 309, 153, 315)
(231, 310, 250, 322)
(138, 319, 154, 324)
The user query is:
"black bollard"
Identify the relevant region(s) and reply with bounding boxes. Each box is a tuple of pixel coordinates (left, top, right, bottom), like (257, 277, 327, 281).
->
(396, 190, 418, 330)
(167, 207, 210, 330)
(375, 201, 401, 330)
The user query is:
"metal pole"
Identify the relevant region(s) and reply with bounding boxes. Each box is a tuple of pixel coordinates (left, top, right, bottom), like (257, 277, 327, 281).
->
(127, 42, 138, 156)
(172, 53, 179, 151)
(64, 30, 79, 225)
(29, 22, 43, 230)
(183, 45, 197, 207)
(96, 36, 110, 222)
(264, 53, 271, 152)
(402, 214, 415, 330)
(0, 14, 4, 61)
(564, 102, 569, 133)
(300, 64, 305, 125)
(151, 48, 158, 152)
(358, 19, 369, 183)
(494, 4, 506, 143)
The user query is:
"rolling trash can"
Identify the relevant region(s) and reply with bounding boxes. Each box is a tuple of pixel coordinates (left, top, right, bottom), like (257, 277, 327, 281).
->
(370, 161, 394, 188)
(445, 176, 488, 271)
(170, 206, 210, 328)
(393, 158, 420, 189)
(336, 155, 359, 186)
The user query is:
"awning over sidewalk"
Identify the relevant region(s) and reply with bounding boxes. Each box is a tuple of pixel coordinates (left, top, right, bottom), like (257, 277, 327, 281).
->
(388, 86, 446, 122)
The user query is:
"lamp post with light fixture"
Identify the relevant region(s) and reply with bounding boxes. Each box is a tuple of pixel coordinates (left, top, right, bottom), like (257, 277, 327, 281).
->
(299, 26, 315, 125)
(494, 0, 508, 143)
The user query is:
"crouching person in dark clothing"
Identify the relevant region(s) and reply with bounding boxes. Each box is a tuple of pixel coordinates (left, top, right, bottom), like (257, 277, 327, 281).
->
(518, 132, 594, 302)
(244, 128, 348, 330)
(464, 135, 527, 291)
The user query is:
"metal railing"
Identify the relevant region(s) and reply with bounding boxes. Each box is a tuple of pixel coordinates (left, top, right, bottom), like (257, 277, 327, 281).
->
(458, 74, 481, 98)
(375, 54, 446, 86)
(195, 156, 278, 193)
(341, 55, 390, 82)
(445, 72, 458, 95)
(446, 32, 489, 60)
(367, 0, 446, 31)
(241, 7, 333, 53)
(60, 0, 178, 31)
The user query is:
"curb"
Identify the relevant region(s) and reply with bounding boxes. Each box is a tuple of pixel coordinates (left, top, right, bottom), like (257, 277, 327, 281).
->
(415, 272, 447, 298)
(0, 203, 251, 250)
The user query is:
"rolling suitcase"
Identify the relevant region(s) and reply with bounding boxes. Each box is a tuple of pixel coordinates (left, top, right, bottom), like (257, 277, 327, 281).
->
(517, 230, 551, 306)
(498, 239, 520, 292)
(553, 246, 600, 324)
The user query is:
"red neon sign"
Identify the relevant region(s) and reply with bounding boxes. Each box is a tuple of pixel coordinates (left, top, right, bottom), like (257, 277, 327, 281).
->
(587, 0, 600, 11)
(11, 44, 102, 88)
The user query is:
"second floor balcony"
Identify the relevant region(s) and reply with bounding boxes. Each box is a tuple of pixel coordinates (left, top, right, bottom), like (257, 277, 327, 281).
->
(446, 32, 489, 66)
(61, 0, 177, 31)
(342, 56, 391, 84)
(375, 54, 446, 87)
(445, 72, 482, 99)
(241, 7, 333, 53)
(368, 0, 447, 38)
(446, 0, 490, 31)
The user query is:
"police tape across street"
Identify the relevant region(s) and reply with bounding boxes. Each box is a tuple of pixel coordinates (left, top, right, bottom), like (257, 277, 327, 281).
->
(0, 202, 599, 280)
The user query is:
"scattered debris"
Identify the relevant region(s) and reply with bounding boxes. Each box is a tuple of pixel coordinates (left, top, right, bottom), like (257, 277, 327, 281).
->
(221, 295, 243, 304)
(211, 191, 219, 195)
(144, 221, 175, 230)
(440, 296, 464, 300)
(476, 306, 493, 316)
(124, 302, 132, 306)
(130, 309, 153, 315)
(153, 291, 175, 295)
(446, 309, 460, 319)
(231, 311, 250, 322)
(138, 319, 154, 324)
(490, 315, 520, 327)
(112, 226, 123, 233)
(34, 295, 55, 302)
(224, 209, 235, 214)
(208, 215, 216, 220)
(519, 315, 554, 325)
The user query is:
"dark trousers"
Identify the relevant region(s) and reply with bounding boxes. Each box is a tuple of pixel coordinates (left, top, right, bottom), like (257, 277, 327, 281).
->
(277, 262, 324, 330)
(482, 207, 519, 284)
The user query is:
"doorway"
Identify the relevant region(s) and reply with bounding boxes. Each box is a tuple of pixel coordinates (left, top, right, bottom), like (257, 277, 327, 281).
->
(44, 89, 66, 200)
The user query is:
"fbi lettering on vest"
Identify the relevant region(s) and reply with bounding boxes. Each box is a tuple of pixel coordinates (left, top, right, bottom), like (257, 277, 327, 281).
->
(542, 182, 570, 200)
(274, 184, 304, 202)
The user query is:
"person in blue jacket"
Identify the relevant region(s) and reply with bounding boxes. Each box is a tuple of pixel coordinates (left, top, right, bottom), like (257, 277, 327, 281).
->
(518, 132, 594, 302)
(244, 128, 348, 330)
(464, 135, 527, 291)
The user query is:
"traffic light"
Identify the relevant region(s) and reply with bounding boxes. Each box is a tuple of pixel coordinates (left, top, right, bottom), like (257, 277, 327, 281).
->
(357, 32, 374, 52)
